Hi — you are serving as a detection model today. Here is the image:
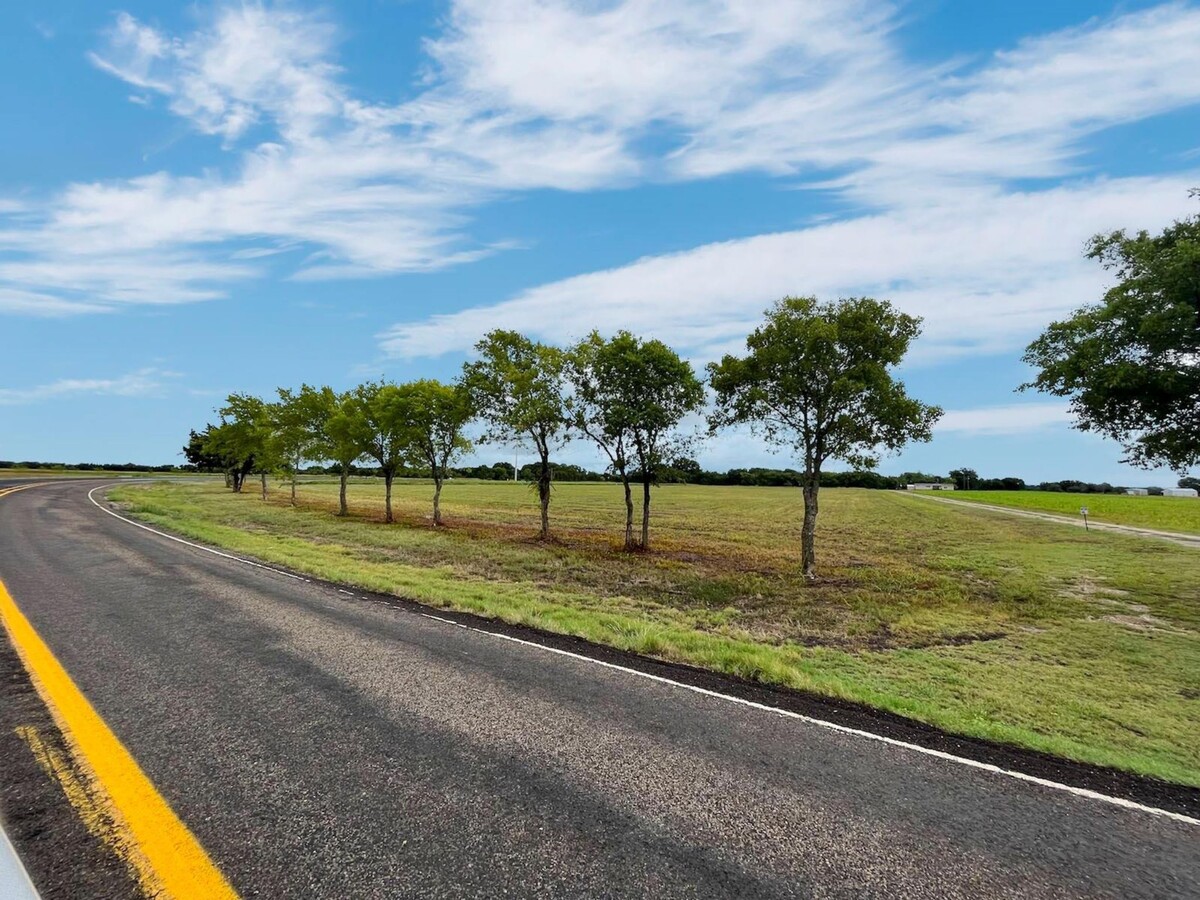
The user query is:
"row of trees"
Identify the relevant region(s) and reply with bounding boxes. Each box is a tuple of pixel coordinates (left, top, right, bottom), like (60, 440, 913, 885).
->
(188, 297, 941, 575)
(188, 329, 710, 550)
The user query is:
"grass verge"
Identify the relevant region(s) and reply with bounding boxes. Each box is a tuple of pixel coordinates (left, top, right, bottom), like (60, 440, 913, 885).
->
(109, 478, 1200, 786)
(950, 490, 1200, 535)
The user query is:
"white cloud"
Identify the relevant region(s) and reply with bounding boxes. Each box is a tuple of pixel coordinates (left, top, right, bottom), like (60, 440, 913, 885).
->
(378, 174, 1200, 362)
(934, 402, 1073, 436)
(0, 367, 181, 405)
(2, 1, 1199, 321)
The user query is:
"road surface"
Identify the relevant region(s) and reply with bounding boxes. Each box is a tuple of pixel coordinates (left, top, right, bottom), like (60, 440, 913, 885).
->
(0, 480, 1196, 898)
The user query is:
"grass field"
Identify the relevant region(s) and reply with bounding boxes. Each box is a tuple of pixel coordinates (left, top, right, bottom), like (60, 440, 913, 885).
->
(109, 477, 1200, 786)
(0, 468, 194, 479)
(951, 490, 1200, 535)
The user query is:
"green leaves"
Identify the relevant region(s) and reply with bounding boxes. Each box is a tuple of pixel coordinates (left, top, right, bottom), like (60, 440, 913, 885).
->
(462, 330, 569, 451)
(708, 296, 941, 470)
(390, 379, 475, 474)
(568, 329, 704, 477)
(1024, 195, 1200, 471)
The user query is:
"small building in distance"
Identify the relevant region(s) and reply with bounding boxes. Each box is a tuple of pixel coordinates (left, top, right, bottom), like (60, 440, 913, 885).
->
(1125, 488, 1150, 496)
(906, 483, 956, 491)
(1164, 488, 1199, 498)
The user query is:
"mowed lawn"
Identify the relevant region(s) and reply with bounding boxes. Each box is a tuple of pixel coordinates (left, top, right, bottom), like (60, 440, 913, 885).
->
(111, 478, 1200, 786)
(951, 490, 1200, 535)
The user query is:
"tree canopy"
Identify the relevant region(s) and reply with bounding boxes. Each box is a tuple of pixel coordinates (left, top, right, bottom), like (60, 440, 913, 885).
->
(1023, 194, 1200, 472)
(569, 330, 703, 548)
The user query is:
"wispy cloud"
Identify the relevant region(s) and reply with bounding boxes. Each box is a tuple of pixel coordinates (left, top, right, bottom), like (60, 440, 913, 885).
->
(934, 403, 1074, 436)
(378, 174, 1200, 363)
(0, 367, 180, 405)
(2, 1, 1200, 323)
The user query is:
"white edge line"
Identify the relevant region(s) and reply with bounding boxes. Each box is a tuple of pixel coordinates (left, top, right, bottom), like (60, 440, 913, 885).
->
(83, 483, 1198, 827)
(0, 822, 41, 900)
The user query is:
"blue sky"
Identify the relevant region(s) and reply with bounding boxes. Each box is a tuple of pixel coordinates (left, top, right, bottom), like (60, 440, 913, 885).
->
(1, 0, 1198, 484)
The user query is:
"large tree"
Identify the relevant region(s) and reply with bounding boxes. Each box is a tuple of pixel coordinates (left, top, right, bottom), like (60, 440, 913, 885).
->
(569, 330, 703, 550)
(351, 380, 408, 524)
(463, 330, 569, 540)
(709, 296, 941, 577)
(1023, 194, 1200, 472)
(393, 379, 474, 526)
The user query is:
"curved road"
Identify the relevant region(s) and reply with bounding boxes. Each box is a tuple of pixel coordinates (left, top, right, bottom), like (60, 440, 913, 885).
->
(0, 480, 1196, 898)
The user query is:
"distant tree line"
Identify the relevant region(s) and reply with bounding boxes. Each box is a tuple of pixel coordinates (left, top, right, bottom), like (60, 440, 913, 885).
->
(0, 460, 187, 472)
(5, 460, 1184, 498)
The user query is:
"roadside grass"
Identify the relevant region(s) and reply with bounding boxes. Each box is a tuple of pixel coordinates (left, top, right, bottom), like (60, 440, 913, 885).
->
(109, 478, 1200, 786)
(951, 490, 1200, 535)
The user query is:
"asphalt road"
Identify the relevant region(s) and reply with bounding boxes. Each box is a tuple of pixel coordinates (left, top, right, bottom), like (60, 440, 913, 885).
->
(0, 480, 1197, 899)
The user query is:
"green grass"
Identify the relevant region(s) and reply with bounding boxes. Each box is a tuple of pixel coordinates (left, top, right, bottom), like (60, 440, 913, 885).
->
(950, 490, 1200, 535)
(109, 477, 1200, 786)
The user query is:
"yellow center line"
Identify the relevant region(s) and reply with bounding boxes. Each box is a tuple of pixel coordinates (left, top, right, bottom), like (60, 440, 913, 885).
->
(0, 560, 238, 897)
(0, 483, 50, 498)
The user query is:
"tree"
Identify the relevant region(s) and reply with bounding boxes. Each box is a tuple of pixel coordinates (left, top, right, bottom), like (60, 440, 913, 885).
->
(1023, 193, 1200, 472)
(350, 380, 408, 523)
(567, 332, 636, 548)
(463, 331, 569, 540)
(1180, 476, 1200, 491)
(708, 296, 942, 577)
(325, 391, 372, 516)
(211, 394, 273, 496)
(183, 426, 237, 487)
(271, 385, 336, 507)
(949, 467, 979, 491)
(569, 331, 703, 549)
(393, 379, 474, 526)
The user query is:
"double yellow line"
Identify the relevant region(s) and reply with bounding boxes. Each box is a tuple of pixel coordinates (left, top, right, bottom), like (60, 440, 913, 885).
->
(0, 484, 237, 899)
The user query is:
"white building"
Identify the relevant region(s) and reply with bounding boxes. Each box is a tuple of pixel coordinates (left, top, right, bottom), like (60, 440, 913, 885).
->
(906, 483, 956, 491)
(1125, 488, 1149, 496)
(1164, 488, 1198, 498)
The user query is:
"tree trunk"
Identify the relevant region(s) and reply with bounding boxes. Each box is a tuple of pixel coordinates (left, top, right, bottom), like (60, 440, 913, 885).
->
(621, 475, 635, 550)
(537, 454, 551, 540)
(384, 472, 394, 524)
(801, 479, 819, 578)
(261, 472, 268, 501)
(290, 457, 298, 507)
(224, 472, 232, 489)
(230, 471, 241, 493)
(338, 468, 349, 516)
(640, 476, 652, 550)
(432, 475, 443, 526)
